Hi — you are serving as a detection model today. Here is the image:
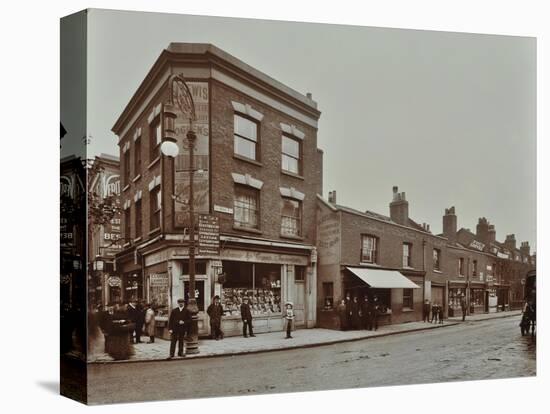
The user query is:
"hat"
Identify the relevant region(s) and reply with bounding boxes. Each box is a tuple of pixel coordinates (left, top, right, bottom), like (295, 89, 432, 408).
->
(285, 301, 294, 307)
(213, 295, 220, 300)
(177, 298, 185, 304)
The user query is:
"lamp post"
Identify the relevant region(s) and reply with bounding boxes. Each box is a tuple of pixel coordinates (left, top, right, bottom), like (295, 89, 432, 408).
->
(161, 73, 200, 354)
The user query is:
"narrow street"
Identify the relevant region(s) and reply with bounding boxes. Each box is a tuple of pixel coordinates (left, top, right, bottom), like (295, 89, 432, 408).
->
(87, 315, 535, 405)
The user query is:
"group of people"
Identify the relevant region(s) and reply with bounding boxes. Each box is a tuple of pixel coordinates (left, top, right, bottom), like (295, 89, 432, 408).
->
(336, 293, 382, 331)
(422, 300, 445, 324)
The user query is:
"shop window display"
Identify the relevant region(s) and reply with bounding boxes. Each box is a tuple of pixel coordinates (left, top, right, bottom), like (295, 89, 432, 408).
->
(221, 261, 282, 316)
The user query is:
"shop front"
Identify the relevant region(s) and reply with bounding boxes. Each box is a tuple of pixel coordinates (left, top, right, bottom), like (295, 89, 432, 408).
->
(469, 283, 486, 314)
(448, 282, 467, 317)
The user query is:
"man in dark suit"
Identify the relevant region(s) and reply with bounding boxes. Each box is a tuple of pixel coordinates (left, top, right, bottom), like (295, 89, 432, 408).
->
(168, 298, 191, 358)
(423, 299, 431, 323)
(240, 297, 255, 337)
(127, 300, 144, 343)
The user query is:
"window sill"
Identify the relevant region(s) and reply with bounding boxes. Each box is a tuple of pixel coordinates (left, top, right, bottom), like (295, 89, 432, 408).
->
(433, 269, 443, 274)
(123, 242, 131, 248)
(122, 184, 130, 193)
(133, 236, 143, 243)
(402, 308, 414, 312)
(233, 153, 262, 167)
(402, 266, 415, 270)
(148, 227, 161, 236)
(232, 225, 262, 235)
(132, 174, 142, 183)
(148, 156, 161, 169)
(360, 262, 380, 267)
(281, 170, 304, 180)
(280, 233, 304, 241)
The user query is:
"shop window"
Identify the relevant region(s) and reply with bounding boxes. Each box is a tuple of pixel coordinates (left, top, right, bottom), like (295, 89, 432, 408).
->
(234, 185, 259, 229)
(402, 243, 412, 267)
(403, 288, 413, 309)
(149, 117, 161, 162)
(370, 288, 391, 313)
(134, 135, 142, 175)
(323, 282, 334, 309)
(472, 260, 478, 277)
(135, 199, 142, 238)
(433, 248, 441, 271)
(449, 288, 465, 309)
(148, 273, 169, 317)
(282, 135, 301, 174)
(221, 261, 282, 317)
(234, 114, 259, 161)
(281, 198, 302, 237)
(150, 187, 161, 230)
(361, 234, 378, 263)
(123, 272, 142, 303)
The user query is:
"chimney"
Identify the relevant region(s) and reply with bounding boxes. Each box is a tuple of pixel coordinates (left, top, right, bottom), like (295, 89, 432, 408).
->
(504, 234, 517, 251)
(389, 186, 409, 226)
(488, 224, 496, 245)
(476, 217, 490, 245)
(520, 241, 530, 257)
(443, 206, 457, 242)
(306, 92, 313, 100)
(328, 190, 337, 205)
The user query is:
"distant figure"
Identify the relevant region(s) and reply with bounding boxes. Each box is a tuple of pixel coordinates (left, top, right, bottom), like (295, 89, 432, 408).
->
(431, 303, 439, 324)
(460, 295, 467, 322)
(241, 297, 255, 338)
(345, 293, 353, 329)
(168, 298, 191, 359)
(372, 296, 380, 331)
(284, 302, 295, 339)
(361, 296, 372, 330)
(127, 300, 144, 344)
(337, 299, 348, 331)
(438, 303, 444, 324)
(144, 304, 156, 343)
(423, 299, 431, 323)
(207, 295, 225, 340)
(351, 296, 361, 330)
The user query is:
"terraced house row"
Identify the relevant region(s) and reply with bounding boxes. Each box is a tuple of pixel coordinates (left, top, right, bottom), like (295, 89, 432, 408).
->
(89, 42, 535, 338)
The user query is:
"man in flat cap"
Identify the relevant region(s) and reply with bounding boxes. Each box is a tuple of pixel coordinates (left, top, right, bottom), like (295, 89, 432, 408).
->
(167, 298, 191, 359)
(207, 295, 225, 340)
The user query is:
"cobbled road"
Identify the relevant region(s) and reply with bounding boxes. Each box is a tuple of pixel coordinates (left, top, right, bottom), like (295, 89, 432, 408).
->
(87, 315, 535, 404)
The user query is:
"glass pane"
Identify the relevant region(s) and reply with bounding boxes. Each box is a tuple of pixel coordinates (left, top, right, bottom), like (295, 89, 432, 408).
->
(234, 115, 257, 141)
(282, 154, 299, 174)
(234, 135, 256, 159)
(282, 198, 299, 217)
(156, 123, 162, 145)
(282, 136, 299, 157)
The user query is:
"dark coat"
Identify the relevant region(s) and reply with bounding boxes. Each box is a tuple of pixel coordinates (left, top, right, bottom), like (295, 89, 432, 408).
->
(168, 306, 191, 334)
(423, 303, 431, 316)
(360, 301, 372, 317)
(207, 303, 225, 323)
(127, 304, 144, 324)
(240, 303, 252, 321)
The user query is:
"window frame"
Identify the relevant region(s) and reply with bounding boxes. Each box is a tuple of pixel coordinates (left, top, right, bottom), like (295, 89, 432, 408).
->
(458, 257, 465, 277)
(123, 148, 131, 187)
(403, 288, 413, 310)
(149, 187, 161, 231)
(361, 234, 379, 264)
(433, 248, 441, 271)
(280, 197, 302, 237)
(323, 282, 334, 309)
(233, 185, 260, 230)
(124, 207, 131, 241)
(134, 135, 142, 176)
(402, 242, 412, 268)
(281, 133, 302, 175)
(233, 113, 260, 162)
(149, 116, 162, 163)
(134, 199, 142, 238)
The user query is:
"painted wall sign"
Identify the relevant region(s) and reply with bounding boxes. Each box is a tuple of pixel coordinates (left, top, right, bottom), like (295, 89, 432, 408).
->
(219, 249, 308, 266)
(149, 273, 169, 287)
(214, 204, 234, 214)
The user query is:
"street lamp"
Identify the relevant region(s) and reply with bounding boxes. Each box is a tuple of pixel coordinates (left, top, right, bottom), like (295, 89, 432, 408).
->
(161, 73, 200, 354)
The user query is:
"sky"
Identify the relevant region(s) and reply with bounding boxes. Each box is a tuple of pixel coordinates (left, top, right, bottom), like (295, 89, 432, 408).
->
(67, 8, 536, 250)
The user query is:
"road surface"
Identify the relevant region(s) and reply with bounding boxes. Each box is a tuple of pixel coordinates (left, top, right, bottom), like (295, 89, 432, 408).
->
(87, 315, 535, 404)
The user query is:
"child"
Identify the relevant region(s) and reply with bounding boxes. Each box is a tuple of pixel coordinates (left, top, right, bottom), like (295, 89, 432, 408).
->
(284, 301, 295, 339)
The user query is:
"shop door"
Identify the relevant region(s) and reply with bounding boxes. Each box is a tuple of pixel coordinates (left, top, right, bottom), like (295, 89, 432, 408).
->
(294, 281, 306, 327)
(431, 286, 445, 308)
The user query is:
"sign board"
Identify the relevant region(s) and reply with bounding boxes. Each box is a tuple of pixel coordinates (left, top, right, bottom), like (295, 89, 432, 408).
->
(469, 240, 485, 251)
(108, 276, 122, 287)
(149, 273, 169, 287)
(198, 214, 220, 255)
(214, 204, 233, 214)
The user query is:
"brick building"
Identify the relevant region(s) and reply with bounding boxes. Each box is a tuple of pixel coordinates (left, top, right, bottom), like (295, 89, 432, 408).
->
(112, 43, 322, 338)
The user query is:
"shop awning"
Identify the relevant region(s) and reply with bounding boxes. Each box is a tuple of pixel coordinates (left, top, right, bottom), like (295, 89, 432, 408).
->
(346, 267, 420, 289)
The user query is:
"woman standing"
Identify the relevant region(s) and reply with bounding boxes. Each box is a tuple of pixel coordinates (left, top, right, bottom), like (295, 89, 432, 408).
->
(284, 301, 295, 339)
(144, 303, 156, 343)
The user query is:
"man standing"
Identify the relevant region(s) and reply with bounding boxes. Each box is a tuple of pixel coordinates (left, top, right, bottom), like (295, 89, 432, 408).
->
(431, 303, 439, 324)
(372, 296, 380, 331)
(423, 299, 431, 323)
(127, 300, 144, 343)
(344, 292, 353, 330)
(460, 295, 467, 322)
(360, 296, 371, 330)
(207, 295, 225, 340)
(240, 297, 255, 337)
(168, 298, 191, 359)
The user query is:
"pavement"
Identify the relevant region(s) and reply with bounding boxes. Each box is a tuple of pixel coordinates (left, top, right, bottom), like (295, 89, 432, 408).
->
(88, 309, 522, 363)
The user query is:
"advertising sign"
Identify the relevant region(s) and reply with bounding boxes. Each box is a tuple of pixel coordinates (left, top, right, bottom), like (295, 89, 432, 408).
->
(198, 214, 220, 255)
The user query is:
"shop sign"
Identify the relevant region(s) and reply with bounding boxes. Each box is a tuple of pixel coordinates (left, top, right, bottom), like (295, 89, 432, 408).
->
(214, 204, 233, 214)
(198, 214, 220, 255)
(220, 249, 308, 265)
(108, 276, 122, 287)
(497, 251, 510, 259)
(150, 273, 169, 287)
(145, 250, 169, 267)
(469, 240, 485, 251)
